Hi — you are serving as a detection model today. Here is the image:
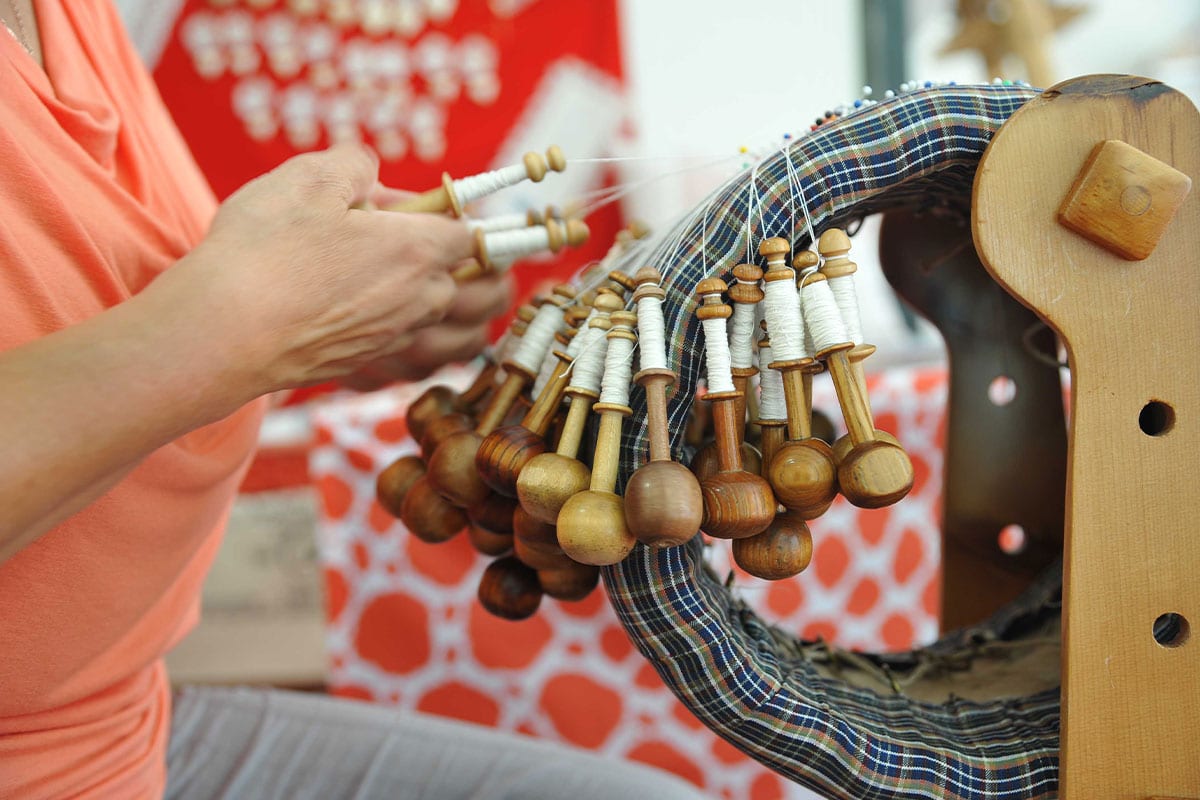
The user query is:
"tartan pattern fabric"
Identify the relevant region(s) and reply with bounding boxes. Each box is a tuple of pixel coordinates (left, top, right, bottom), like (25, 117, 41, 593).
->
(602, 84, 1066, 799)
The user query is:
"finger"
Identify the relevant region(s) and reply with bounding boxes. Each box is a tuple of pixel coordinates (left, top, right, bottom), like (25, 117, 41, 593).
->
(370, 184, 416, 207)
(444, 272, 514, 325)
(378, 211, 477, 268)
(380, 322, 492, 378)
(281, 143, 381, 211)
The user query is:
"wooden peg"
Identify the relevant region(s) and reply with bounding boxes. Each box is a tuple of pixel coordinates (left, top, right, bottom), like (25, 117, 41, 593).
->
(624, 267, 704, 548)
(399, 473, 468, 543)
(516, 293, 622, 523)
(695, 279, 776, 540)
(405, 385, 460, 445)
(557, 311, 638, 565)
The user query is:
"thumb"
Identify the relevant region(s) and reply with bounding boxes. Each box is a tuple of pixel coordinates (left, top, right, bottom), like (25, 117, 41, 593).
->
(284, 143, 381, 210)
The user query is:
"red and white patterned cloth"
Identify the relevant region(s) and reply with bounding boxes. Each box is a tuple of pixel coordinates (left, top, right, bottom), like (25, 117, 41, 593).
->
(310, 365, 946, 799)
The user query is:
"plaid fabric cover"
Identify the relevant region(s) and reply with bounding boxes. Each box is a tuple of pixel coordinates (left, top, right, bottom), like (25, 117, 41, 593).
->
(602, 84, 1065, 799)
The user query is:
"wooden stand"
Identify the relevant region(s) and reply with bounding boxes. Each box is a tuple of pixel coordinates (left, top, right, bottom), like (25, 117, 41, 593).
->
(973, 75, 1199, 799)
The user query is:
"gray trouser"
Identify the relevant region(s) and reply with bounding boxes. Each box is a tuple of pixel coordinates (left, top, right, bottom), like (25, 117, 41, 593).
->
(166, 686, 703, 800)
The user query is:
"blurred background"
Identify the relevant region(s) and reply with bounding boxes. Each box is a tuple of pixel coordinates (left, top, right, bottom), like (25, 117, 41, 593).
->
(113, 2, 1198, 797)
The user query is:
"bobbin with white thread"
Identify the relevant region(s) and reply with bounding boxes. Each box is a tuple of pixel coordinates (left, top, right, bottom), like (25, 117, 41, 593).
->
(758, 238, 838, 519)
(465, 208, 543, 234)
(425, 287, 574, 510)
(476, 301, 588, 498)
(557, 310, 639, 566)
(516, 292, 622, 525)
(731, 325, 814, 580)
(694, 278, 776, 541)
(387, 145, 566, 217)
(729, 262, 764, 443)
(802, 267, 913, 509)
(624, 267, 704, 549)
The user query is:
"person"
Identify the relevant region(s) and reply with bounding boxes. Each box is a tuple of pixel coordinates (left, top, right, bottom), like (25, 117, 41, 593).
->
(0, 2, 699, 798)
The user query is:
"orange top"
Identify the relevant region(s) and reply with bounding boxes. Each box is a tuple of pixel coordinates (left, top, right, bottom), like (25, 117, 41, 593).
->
(0, 2, 266, 797)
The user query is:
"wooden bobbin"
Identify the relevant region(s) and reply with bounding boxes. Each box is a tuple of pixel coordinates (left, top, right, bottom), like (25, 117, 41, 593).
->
(811, 271, 914, 509)
(516, 292, 623, 524)
(812, 232, 894, 457)
(399, 472, 468, 543)
(376, 454, 425, 519)
(556, 310, 639, 566)
(477, 290, 610, 498)
(623, 267, 704, 548)
(732, 366, 814, 580)
(453, 217, 590, 282)
(694, 279, 776, 540)
(426, 290, 573, 508)
(729, 262, 764, 443)
(760, 240, 838, 519)
(388, 146, 565, 217)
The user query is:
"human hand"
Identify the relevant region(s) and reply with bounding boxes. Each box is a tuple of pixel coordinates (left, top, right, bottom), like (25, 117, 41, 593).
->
(337, 269, 513, 391)
(165, 144, 479, 400)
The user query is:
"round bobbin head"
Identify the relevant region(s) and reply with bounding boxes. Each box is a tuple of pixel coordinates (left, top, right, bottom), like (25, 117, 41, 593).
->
(467, 491, 519, 535)
(609, 309, 638, 332)
(426, 430, 491, 508)
(406, 385, 460, 443)
(400, 474, 467, 543)
(466, 524, 514, 556)
(419, 412, 473, 461)
(476, 425, 547, 497)
(557, 490, 636, 566)
(817, 228, 858, 278)
(838, 440, 914, 509)
(516, 451, 591, 525)
(592, 289, 624, 315)
(522, 151, 549, 182)
(376, 454, 426, 519)
(699, 469, 777, 540)
(512, 504, 562, 554)
(695, 278, 731, 319)
(477, 556, 542, 620)
(565, 219, 589, 248)
(546, 145, 567, 172)
(624, 460, 703, 548)
(732, 514, 813, 580)
(538, 561, 600, 602)
(768, 439, 838, 519)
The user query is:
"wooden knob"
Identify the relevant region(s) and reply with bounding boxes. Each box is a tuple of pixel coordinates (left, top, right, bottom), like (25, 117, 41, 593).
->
(545, 145, 567, 173)
(467, 491, 518, 535)
(691, 441, 762, 482)
(837, 440, 914, 509)
(624, 460, 703, 548)
(513, 534, 575, 571)
(425, 430, 490, 508)
(731, 513, 813, 580)
(376, 454, 426, 519)
(816, 228, 856, 278)
(767, 439, 838, 519)
(512, 504, 562, 554)
(792, 248, 820, 273)
(476, 425, 548, 498)
(467, 524, 515, 556)
(399, 474, 468, 543)
(477, 556, 542, 621)
(698, 395, 776, 539)
(545, 218, 590, 252)
(538, 561, 599, 602)
(406, 385, 460, 443)
(729, 263, 765, 303)
(419, 412, 474, 461)
(557, 489, 635, 565)
(516, 451, 591, 524)
(757, 236, 791, 265)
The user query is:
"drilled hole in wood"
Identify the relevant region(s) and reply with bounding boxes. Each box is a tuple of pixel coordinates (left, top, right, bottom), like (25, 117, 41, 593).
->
(1139, 401, 1174, 436)
(997, 524, 1026, 555)
(987, 375, 1017, 407)
(1153, 613, 1190, 648)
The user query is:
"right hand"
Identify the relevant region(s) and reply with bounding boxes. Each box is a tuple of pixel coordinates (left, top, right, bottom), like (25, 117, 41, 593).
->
(168, 144, 478, 399)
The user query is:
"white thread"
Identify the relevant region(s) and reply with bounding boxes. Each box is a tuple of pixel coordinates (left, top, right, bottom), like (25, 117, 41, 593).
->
(700, 315, 736, 395)
(598, 329, 636, 406)
(453, 163, 530, 205)
(531, 342, 561, 398)
(566, 310, 600, 359)
(800, 276, 849, 352)
(466, 212, 530, 233)
(757, 343, 787, 421)
(762, 276, 804, 362)
(729, 296, 757, 370)
(483, 226, 553, 261)
(825, 267, 864, 344)
(567, 326, 609, 394)
(510, 304, 562, 376)
(636, 292, 668, 372)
